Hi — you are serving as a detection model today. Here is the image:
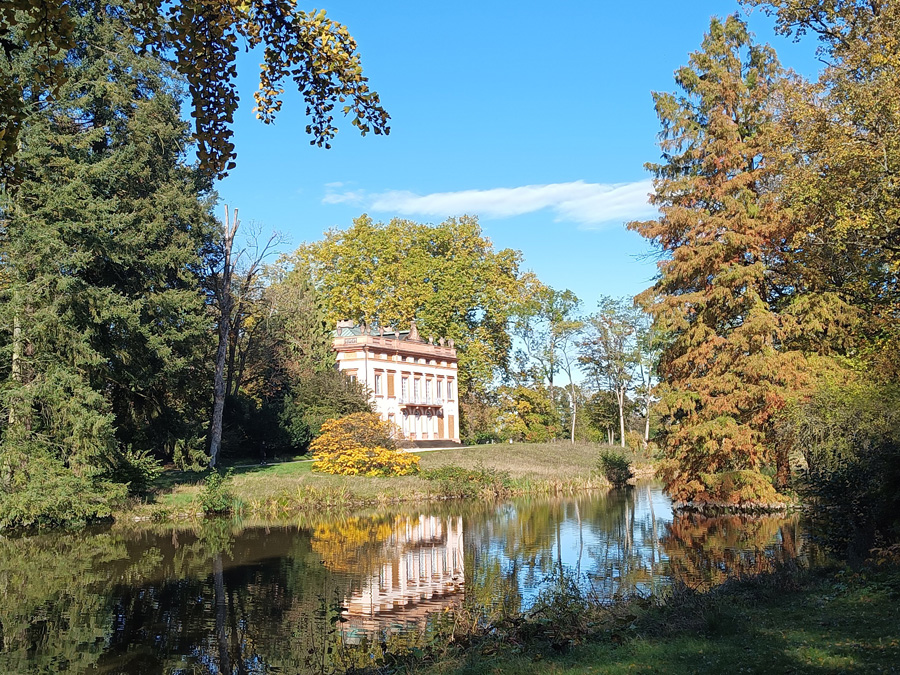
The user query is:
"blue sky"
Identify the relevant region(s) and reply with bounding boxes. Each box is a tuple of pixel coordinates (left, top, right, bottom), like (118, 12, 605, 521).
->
(216, 1, 821, 311)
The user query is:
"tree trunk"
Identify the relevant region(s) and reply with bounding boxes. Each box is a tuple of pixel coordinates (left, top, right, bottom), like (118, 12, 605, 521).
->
(774, 443, 790, 490)
(209, 207, 238, 468)
(617, 387, 626, 448)
(569, 385, 577, 444)
(644, 388, 651, 444)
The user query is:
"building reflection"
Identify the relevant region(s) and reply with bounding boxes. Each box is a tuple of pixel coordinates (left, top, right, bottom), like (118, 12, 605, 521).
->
(340, 515, 465, 639)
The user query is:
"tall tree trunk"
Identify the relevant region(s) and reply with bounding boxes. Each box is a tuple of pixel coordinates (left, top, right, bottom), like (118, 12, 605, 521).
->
(568, 384, 577, 444)
(210, 207, 238, 468)
(644, 388, 651, 444)
(617, 387, 626, 448)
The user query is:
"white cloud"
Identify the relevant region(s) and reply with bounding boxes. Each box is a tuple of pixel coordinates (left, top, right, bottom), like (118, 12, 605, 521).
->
(322, 179, 656, 227)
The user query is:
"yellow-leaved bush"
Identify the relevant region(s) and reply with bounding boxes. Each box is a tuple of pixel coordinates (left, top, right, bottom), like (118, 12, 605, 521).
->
(310, 412, 420, 477)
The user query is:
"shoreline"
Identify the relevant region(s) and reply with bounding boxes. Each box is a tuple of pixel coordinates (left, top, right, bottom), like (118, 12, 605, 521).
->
(124, 442, 623, 525)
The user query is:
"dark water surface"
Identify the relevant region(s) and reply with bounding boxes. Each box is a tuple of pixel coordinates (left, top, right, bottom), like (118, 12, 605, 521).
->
(0, 485, 810, 674)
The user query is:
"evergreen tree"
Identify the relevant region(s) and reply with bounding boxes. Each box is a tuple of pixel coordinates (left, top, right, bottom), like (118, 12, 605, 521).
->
(0, 1, 217, 527)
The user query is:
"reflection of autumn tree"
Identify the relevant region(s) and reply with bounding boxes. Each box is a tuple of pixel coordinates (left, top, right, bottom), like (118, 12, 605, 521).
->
(310, 514, 396, 573)
(661, 513, 803, 589)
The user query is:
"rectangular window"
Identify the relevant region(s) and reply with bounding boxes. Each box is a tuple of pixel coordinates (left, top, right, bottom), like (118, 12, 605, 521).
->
(414, 378, 421, 403)
(374, 373, 382, 395)
(387, 371, 396, 397)
(436, 380, 443, 401)
(426, 379, 433, 404)
(447, 379, 454, 400)
(401, 376, 409, 402)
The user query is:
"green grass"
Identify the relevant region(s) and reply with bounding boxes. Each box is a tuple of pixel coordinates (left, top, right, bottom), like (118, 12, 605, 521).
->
(129, 442, 625, 521)
(390, 565, 900, 674)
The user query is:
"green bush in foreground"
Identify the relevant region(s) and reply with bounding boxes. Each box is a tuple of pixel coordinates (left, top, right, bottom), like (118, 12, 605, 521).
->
(598, 450, 633, 487)
(198, 470, 235, 515)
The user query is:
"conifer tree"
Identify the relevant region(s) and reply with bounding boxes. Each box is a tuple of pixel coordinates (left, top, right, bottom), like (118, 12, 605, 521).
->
(629, 16, 806, 501)
(0, 1, 217, 527)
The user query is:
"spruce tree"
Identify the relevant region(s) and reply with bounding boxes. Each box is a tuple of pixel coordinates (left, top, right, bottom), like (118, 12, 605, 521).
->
(0, 1, 216, 527)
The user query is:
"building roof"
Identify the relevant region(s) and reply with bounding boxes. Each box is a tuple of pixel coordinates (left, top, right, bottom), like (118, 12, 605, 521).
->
(334, 320, 453, 347)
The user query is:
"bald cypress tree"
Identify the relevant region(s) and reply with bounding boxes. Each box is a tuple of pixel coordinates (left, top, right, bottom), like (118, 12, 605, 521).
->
(629, 16, 808, 504)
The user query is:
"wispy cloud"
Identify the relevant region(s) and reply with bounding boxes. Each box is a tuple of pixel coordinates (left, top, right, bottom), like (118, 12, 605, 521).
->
(322, 179, 656, 228)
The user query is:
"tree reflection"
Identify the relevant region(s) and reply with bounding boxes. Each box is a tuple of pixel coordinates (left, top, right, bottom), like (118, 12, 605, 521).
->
(0, 491, 811, 674)
(661, 512, 805, 590)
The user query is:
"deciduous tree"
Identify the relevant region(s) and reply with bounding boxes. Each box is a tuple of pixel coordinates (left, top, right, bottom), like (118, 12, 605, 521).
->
(578, 297, 643, 449)
(510, 282, 583, 443)
(294, 215, 524, 397)
(628, 15, 807, 500)
(0, 0, 389, 180)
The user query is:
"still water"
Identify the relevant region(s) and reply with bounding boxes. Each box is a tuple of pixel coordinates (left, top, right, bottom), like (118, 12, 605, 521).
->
(0, 485, 809, 674)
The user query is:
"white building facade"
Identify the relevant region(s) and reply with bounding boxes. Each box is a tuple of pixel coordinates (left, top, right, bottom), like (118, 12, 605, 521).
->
(333, 321, 461, 444)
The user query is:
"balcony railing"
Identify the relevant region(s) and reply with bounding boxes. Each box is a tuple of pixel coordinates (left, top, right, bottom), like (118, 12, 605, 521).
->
(399, 395, 443, 406)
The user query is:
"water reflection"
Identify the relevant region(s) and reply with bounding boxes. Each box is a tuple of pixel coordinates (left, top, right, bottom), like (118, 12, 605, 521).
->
(314, 515, 465, 638)
(0, 484, 811, 674)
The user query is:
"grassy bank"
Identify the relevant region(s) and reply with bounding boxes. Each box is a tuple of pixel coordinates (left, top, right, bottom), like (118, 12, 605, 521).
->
(129, 442, 643, 522)
(368, 563, 900, 675)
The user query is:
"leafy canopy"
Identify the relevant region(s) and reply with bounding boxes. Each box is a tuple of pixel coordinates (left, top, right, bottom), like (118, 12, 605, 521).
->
(0, 0, 390, 180)
(294, 215, 524, 396)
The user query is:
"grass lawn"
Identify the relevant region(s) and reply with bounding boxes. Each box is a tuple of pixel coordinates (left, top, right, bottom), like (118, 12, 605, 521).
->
(400, 566, 900, 675)
(133, 442, 630, 521)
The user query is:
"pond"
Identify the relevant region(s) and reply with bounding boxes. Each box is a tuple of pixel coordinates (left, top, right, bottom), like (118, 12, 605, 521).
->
(0, 484, 811, 674)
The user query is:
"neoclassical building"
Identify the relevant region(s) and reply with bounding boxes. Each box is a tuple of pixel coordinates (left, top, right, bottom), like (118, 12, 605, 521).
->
(333, 321, 460, 444)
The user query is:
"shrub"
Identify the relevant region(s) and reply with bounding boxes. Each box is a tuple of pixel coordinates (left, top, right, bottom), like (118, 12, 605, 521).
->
(280, 371, 373, 451)
(313, 445, 420, 477)
(598, 450, 633, 487)
(199, 469, 235, 515)
(800, 442, 900, 561)
(310, 412, 419, 477)
(779, 381, 900, 559)
(109, 448, 163, 495)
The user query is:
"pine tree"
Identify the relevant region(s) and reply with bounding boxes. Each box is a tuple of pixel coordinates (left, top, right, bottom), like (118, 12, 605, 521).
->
(0, 1, 217, 527)
(628, 16, 806, 502)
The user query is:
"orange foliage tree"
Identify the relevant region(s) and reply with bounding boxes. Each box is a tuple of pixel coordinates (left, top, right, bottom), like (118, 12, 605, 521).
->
(310, 412, 419, 477)
(628, 16, 815, 503)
